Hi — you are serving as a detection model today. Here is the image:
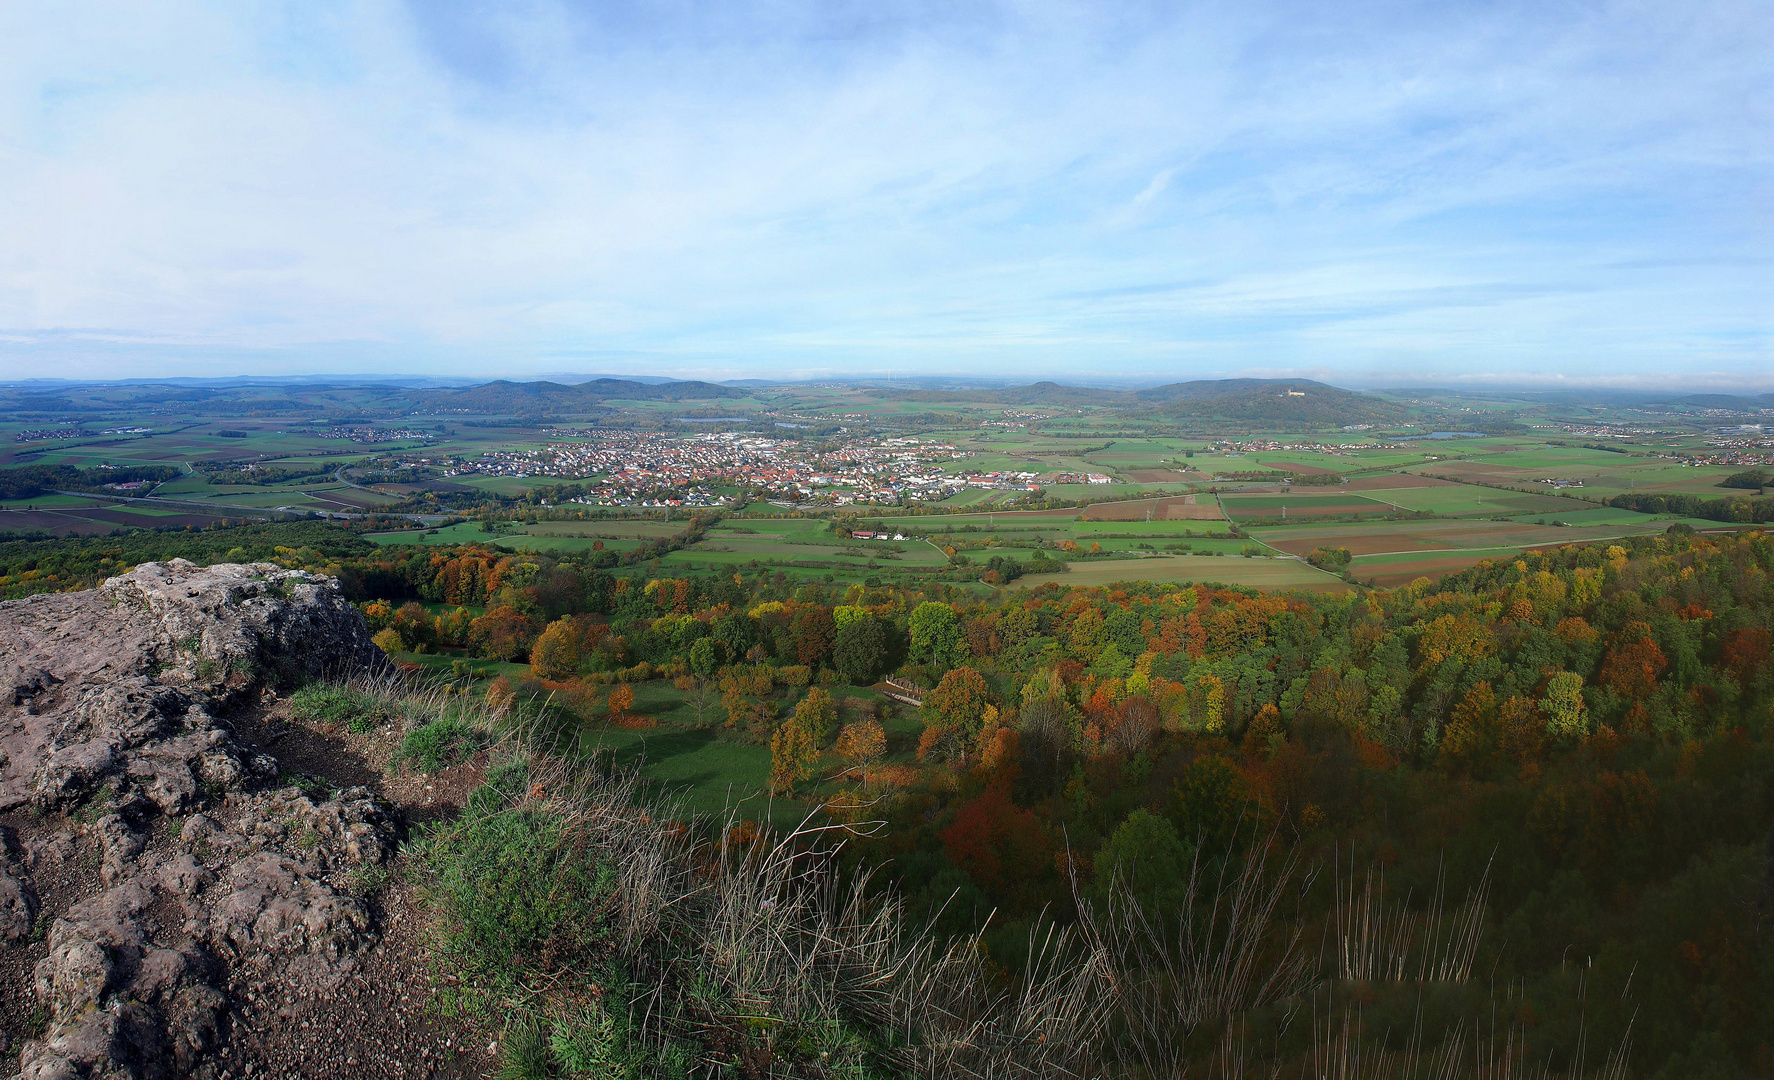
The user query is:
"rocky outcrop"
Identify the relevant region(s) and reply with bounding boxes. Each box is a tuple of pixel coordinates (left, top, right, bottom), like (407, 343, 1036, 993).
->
(0, 562, 397, 1080)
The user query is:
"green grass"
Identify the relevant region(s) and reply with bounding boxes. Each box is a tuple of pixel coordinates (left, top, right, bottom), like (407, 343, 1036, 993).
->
(517, 519, 684, 538)
(288, 682, 397, 734)
(582, 725, 783, 819)
(397, 716, 489, 772)
(418, 759, 616, 996)
(1068, 519, 1234, 535)
(1366, 486, 1589, 515)
(0, 493, 106, 509)
(100, 502, 187, 517)
(393, 650, 529, 681)
(1220, 494, 1388, 510)
(718, 517, 833, 536)
(455, 475, 543, 496)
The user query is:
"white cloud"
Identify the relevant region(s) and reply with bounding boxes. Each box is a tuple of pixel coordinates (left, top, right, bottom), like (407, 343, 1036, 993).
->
(0, 0, 1767, 384)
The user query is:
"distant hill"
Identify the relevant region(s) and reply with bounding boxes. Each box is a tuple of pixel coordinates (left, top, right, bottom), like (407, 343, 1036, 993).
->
(1677, 393, 1774, 411)
(428, 378, 737, 414)
(1136, 379, 1408, 425)
(858, 377, 1400, 423)
(982, 381, 1128, 406)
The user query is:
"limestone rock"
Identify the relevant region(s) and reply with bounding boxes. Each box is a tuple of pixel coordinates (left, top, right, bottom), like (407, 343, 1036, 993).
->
(0, 562, 397, 1080)
(0, 827, 36, 944)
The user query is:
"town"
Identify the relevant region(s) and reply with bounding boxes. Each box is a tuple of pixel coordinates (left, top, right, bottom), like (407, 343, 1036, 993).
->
(447, 431, 1043, 507)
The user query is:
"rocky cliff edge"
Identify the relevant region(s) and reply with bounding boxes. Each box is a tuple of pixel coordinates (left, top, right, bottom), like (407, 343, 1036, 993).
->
(0, 560, 399, 1080)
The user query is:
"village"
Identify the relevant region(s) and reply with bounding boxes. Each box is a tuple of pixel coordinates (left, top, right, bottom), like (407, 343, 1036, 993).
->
(1207, 437, 1405, 456)
(454, 431, 1043, 507)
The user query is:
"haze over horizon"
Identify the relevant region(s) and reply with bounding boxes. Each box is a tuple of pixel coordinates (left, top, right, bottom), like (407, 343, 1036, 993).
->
(2, 1, 1769, 389)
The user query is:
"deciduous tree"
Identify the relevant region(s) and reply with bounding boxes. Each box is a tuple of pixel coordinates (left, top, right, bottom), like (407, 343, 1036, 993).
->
(836, 718, 887, 786)
(529, 617, 580, 681)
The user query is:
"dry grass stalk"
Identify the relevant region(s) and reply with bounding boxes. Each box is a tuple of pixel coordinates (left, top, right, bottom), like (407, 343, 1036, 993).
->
(1077, 829, 1318, 1077)
(1330, 848, 1492, 986)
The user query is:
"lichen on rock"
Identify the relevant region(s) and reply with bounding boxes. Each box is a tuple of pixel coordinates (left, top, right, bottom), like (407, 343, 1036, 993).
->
(0, 561, 398, 1080)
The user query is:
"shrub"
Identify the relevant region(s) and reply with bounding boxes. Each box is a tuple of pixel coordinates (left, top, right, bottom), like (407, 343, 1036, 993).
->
(1307, 546, 1353, 570)
(288, 683, 394, 734)
(770, 714, 819, 795)
(371, 627, 405, 656)
(420, 761, 616, 994)
(397, 716, 487, 773)
(793, 686, 839, 745)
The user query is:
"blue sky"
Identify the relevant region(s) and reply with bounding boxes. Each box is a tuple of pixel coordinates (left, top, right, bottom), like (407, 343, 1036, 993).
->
(1, 0, 1768, 388)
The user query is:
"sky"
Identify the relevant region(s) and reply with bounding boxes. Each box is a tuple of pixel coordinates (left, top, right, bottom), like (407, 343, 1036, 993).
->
(0, 0, 1769, 389)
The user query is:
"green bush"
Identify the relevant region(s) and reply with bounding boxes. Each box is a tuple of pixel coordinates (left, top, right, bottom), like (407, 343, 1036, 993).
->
(396, 716, 487, 772)
(420, 762, 615, 995)
(549, 990, 629, 1078)
(288, 683, 393, 734)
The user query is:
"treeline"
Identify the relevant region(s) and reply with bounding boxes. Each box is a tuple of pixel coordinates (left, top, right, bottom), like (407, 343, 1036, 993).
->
(198, 461, 340, 485)
(1609, 490, 1774, 522)
(0, 463, 182, 500)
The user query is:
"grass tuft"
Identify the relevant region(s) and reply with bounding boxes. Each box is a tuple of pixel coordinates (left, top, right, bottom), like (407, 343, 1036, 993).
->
(395, 715, 488, 772)
(289, 681, 397, 733)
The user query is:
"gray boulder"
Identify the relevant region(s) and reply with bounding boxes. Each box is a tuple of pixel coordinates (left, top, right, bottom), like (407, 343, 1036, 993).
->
(0, 562, 398, 1080)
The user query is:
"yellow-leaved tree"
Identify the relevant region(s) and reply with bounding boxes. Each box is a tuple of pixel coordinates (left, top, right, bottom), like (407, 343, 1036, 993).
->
(836, 718, 887, 787)
(770, 714, 819, 795)
(529, 617, 580, 681)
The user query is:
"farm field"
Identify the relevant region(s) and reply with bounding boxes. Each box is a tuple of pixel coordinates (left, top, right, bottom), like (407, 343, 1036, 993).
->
(1073, 536, 1251, 554)
(491, 534, 653, 554)
(1347, 548, 1542, 587)
(368, 522, 496, 546)
(0, 493, 105, 509)
(520, 519, 688, 538)
(1351, 485, 1592, 516)
(1077, 494, 1226, 521)
(1220, 493, 1394, 519)
(5, 381, 1768, 602)
(1411, 454, 1744, 498)
(1013, 553, 1349, 592)
(1249, 515, 1737, 564)
(681, 538, 945, 565)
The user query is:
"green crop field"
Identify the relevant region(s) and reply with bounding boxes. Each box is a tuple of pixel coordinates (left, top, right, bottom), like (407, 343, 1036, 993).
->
(520, 519, 686, 538)
(1359, 485, 1590, 516)
(0, 493, 102, 508)
(1013, 553, 1349, 592)
(369, 522, 495, 546)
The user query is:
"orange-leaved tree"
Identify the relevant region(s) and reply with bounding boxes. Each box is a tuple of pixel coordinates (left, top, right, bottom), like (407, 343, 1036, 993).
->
(919, 667, 992, 764)
(836, 718, 887, 786)
(770, 713, 819, 795)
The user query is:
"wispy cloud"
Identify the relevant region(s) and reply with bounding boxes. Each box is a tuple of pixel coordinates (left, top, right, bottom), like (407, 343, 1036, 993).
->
(0, 0, 1767, 384)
